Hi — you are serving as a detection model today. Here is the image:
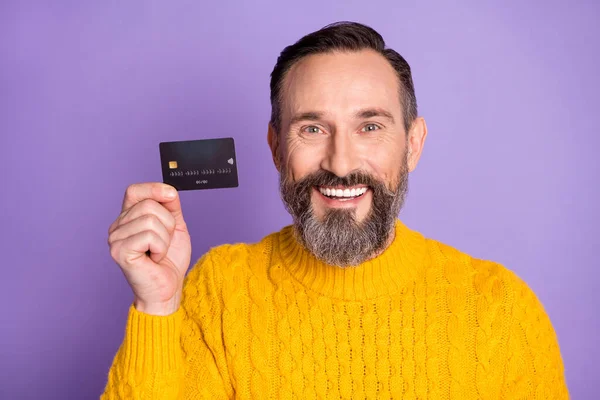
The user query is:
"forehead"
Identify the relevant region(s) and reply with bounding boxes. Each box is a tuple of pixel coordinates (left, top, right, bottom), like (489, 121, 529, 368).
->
(281, 50, 402, 120)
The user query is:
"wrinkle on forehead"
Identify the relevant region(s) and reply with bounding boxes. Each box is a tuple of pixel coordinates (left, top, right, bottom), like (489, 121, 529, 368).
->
(280, 50, 403, 126)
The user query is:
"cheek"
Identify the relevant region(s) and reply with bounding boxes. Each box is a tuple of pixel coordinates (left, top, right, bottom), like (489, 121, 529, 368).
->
(363, 146, 403, 184)
(285, 139, 325, 180)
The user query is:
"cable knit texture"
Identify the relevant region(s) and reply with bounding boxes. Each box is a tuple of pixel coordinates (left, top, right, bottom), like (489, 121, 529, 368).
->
(101, 220, 568, 399)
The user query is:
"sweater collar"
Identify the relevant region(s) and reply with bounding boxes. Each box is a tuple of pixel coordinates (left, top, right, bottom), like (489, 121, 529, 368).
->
(276, 219, 428, 301)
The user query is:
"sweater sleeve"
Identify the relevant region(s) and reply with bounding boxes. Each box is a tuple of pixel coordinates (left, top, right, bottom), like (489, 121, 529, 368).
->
(101, 251, 234, 399)
(502, 275, 569, 399)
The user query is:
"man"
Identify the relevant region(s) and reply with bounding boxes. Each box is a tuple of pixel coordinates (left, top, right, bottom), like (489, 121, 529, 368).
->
(102, 22, 568, 399)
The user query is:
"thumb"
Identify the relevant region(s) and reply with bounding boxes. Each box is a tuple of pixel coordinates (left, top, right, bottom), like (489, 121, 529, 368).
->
(161, 192, 187, 230)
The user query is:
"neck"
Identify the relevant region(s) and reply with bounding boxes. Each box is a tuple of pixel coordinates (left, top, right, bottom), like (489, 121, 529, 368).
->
(275, 219, 428, 301)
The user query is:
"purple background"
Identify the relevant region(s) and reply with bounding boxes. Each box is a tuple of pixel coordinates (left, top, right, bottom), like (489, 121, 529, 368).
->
(1, 1, 598, 398)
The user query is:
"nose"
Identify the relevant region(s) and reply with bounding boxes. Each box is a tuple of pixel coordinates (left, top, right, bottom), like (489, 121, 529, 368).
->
(320, 131, 362, 178)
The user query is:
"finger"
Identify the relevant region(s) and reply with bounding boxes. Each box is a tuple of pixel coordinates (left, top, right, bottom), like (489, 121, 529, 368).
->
(122, 182, 178, 212)
(110, 199, 176, 236)
(108, 214, 171, 248)
(110, 230, 168, 269)
(158, 192, 186, 229)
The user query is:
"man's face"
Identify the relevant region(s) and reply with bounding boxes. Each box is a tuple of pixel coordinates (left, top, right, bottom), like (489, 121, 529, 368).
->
(271, 49, 422, 266)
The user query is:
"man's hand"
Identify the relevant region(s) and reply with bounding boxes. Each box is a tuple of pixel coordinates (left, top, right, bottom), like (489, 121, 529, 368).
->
(108, 183, 192, 316)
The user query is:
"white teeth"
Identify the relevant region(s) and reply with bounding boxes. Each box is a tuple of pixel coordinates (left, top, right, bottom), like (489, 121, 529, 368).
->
(318, 187, 368, 198)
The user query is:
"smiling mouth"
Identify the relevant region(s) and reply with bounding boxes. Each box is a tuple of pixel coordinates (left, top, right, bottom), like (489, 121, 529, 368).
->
(317, 186, 369, 200)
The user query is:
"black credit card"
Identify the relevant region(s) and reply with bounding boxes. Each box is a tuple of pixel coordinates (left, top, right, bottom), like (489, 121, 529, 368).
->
(159, 138, 239, 191)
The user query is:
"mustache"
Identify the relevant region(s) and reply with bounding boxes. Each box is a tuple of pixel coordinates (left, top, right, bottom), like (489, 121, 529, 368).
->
(289, 170, 395, 196)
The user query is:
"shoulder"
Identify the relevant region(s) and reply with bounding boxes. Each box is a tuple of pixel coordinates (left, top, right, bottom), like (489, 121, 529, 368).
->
(427, 237, 560, 355)
(184, 229, 280, 286)
(425, 237, 545, 315)
(421, 236, 566, 393)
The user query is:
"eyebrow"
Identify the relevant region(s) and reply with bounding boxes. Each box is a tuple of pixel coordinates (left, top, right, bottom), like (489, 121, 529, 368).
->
(289, 111, 324, 126)
(288, 107, 395, 126)
(354, 107, 395, 123)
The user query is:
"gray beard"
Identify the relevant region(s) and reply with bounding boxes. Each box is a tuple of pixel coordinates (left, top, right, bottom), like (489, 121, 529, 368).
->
(279, 152, 409, 267)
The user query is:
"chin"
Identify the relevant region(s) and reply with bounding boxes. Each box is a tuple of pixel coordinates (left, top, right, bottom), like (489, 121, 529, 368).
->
(312, 203, 371, 224)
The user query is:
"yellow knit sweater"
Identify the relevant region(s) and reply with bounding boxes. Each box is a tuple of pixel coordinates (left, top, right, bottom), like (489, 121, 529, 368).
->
(102, 220, 568, 399)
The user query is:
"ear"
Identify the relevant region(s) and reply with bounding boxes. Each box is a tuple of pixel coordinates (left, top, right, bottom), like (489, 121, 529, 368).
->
(406, 116, 428, 172)
(267, 123, 282, 172)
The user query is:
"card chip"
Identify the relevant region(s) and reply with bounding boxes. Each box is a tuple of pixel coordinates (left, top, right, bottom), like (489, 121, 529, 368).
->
(169, 161, 178, 169)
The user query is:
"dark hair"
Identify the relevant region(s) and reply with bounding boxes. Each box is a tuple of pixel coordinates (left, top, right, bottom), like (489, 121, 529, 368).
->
(269, 21, 418, 134)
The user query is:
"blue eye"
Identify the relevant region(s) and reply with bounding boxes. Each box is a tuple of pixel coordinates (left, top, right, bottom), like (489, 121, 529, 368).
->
(361, 124, 380, 132)
(304, 126, 322, 134)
